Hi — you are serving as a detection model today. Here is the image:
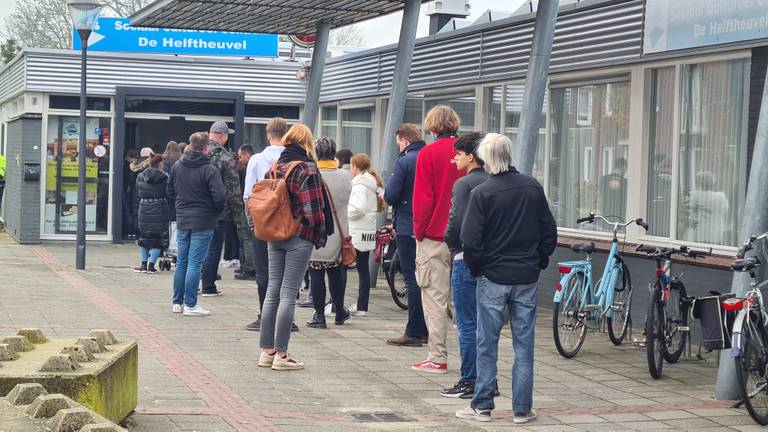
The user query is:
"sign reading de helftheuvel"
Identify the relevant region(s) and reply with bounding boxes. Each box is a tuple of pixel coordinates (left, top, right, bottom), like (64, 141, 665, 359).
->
(72, 18, 278, 57)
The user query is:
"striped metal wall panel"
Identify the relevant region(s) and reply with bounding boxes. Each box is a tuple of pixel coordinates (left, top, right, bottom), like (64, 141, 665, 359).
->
(21, 50, 306, 103)
(0, 57, 26, 104)
(320, 0, 644, 102)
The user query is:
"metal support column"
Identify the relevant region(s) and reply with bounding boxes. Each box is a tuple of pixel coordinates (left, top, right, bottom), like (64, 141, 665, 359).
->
(302, 20, 331, 132)
(372, 0, 421, 287)
(76, 28, 91, 270)
(516, 0, 559, 175)
(715, 66, 768, 400)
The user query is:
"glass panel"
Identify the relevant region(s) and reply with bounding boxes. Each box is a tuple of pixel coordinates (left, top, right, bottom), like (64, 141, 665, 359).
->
(676, 60, 748, 246)
(340, 107, 374, 155)
(404, 96, 424, 125)
(125, 98, 233, 116)
(49, 95, 111, 111)
(647, 67, 676, 238)
(505, 84, 547, 182)
(548, 81, 631, 230)
(244, 104, 300, 119)
(488, 87, 502, 133)
(425, 92, 476, 131)
(320, 105, 338, 141)
(244, 123, 267, 152)
(44, 116, 111, 235)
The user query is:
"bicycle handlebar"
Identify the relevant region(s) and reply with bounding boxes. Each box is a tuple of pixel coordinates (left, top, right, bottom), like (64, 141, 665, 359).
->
(738, 232, 768, 258)
(576, 213, 649, 231)
(635, 244, 711, 259)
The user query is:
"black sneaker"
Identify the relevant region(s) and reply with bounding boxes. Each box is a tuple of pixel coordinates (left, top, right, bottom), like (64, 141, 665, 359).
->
(215, 274, 222, 281)
(234, 273, 255, 281)
(245, 318, 260, 331)
(441, 381, 475, 399)
(335, 308, 351, 325)
(291, 322, 299, 332)
(146, 263, 158, 274)
(201, 290, 223, 297)
(297, 299, 313, 308)
(133, 262, 147, 273)
(306, 313, 327, 329)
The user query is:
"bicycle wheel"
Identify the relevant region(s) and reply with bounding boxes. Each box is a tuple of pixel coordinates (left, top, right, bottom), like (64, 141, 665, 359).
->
(662, 281, 688, 363)
(607, 263, 632, 345)
(736, 313, 768, 425)
(553, 271, 588, 358)
(646, 285, 664, 379)
(386, 251, 408, 310)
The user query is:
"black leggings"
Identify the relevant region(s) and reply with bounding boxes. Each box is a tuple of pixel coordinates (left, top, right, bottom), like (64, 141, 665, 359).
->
(355, 250, 371, 311)
(310, 266, 347, 321)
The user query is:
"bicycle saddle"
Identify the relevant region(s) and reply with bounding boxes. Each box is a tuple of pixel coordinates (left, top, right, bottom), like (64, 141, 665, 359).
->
(572, 242, 595, 254)
(731, 257, 759, 272)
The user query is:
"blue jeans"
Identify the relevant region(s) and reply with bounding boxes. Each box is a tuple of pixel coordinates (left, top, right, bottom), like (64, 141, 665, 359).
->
(472, 278, 537, 413)
(396, 235, 427, 338)
(140, 247, 161, 264)
(451, 258, 477, 382)
(201, 221, 226, 293)
(173, 228, 215, 308)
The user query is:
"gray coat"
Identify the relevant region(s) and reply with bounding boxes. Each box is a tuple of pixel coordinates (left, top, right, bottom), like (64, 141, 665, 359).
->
(311, 167, 352, 263)
(444, 167, 489, 254)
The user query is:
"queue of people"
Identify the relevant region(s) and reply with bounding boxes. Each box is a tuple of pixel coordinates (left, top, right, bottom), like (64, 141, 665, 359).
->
(127, 105, 556, 424)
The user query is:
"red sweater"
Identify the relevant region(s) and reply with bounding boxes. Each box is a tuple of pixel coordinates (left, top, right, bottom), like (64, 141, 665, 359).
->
(412, 136, 465, 242)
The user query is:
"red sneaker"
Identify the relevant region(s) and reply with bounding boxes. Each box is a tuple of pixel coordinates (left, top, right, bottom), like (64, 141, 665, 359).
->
(411, 360, 447, 374)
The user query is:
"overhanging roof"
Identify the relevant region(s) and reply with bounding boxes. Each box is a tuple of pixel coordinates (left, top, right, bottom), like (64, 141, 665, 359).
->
(131, 0, 430, 34)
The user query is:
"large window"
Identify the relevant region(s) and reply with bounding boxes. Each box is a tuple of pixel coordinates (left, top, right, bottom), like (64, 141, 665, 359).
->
(504, 84, 547, 181)
(548, 81, 631, 230)
(44, 116, 111, 235)
(340, 106, 374, 155)
(424, 92, 475, 139)
(319, 105, 338, 141)
(647, 59, 749, 247)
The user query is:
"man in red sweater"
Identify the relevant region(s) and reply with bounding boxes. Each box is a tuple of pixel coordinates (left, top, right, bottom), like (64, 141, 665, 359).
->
(411, 106, 466, 373)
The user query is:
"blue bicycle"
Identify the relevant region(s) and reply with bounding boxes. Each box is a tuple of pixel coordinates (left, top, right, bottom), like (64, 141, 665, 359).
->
(553, 213, 648, 358)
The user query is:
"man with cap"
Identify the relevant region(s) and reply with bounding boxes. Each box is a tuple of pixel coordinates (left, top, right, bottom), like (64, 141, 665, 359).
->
(200, 121, 254, 296)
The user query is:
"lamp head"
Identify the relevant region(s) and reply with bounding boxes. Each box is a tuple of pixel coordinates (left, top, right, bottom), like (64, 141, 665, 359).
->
(67, 0, 102, 32)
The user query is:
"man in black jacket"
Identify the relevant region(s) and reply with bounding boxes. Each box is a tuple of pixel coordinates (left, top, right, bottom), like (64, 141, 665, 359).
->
(441, 132, 488, 400)
(167, 132, 225, 317)
(455, 133, 556, 425)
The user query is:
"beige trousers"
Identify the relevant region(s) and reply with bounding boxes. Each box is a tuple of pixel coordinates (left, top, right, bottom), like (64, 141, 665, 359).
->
(415, 238, 452, 364)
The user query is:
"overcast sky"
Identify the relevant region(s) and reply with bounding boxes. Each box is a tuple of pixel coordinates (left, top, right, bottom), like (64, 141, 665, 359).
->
(0, 0, 528, 49)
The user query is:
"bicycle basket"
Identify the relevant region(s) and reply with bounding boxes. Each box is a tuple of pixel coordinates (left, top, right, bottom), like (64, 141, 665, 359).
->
(374, 226, 395, 264)
(691, 292, 736, 351)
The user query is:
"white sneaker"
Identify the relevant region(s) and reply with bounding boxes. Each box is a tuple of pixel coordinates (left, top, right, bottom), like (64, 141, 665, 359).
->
(349, 304, 367, 316)
(182, 304, 210, 316)
(172, 304, 182, 313)
(272, 354, 304, 371)
(324, 303, 333, 315)
(257, 351, 275, 368)
(513, 409, 537, 424)
(455, 405, 491, 422)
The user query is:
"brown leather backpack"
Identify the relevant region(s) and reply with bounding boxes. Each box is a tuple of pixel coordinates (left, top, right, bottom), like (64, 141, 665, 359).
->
(247, 161, 302, 242)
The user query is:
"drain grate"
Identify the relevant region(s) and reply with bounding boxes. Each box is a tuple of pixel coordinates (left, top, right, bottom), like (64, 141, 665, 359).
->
(350, 412, 410, 422)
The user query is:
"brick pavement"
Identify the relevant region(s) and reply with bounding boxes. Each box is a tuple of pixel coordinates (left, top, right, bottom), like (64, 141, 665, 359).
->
(0, 236, 762, 431)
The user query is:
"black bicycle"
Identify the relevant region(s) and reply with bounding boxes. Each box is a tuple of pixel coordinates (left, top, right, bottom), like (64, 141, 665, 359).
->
(378, 230, 408, 310)
(636, 244, 710, 379)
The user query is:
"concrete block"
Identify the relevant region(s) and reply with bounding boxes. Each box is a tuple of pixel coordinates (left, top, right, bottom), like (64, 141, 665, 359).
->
(81, 423, 126, 432)
(50, 407, 95, 432)
(2, 335, 34, 352)
(17, 328, 48, 344)
(5, 382, 47, 405)
(40, 354, 80, 372)
(88, 330, 117, 346)
(77, 337, 106, 353)
(0, 343, 19, 361)
(25, 394, 73, 418)
(61, 344, 95, 362)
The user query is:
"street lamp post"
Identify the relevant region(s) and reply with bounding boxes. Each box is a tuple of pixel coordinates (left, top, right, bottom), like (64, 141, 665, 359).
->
(67, 0, 102, 270)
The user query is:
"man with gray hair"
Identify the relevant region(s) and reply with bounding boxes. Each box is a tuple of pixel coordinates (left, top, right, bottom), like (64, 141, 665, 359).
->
(455, 133, 557, 424)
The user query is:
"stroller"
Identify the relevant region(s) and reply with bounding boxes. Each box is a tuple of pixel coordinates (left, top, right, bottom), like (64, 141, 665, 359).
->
(157, 221, 176, 271)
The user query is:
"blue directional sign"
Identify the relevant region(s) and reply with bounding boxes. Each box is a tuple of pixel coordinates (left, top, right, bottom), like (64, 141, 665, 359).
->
(72, 18, 278, 57)
(644, 0, 768, 54)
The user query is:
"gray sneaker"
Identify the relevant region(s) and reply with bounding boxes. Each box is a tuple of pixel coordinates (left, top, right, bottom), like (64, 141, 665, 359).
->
(455, 405, 491, 422)
(513, 409, 537, 424)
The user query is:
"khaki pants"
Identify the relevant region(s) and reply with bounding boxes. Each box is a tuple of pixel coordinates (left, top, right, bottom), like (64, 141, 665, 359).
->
(416, 238, 452, 364)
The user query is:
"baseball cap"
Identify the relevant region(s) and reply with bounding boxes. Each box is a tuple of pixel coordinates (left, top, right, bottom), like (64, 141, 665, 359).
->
(210, 120, 235, 135)
(139, 147, 154, 157)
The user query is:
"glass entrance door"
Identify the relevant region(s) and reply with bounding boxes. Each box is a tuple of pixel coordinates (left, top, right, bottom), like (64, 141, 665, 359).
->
(44, 116, 111, 235)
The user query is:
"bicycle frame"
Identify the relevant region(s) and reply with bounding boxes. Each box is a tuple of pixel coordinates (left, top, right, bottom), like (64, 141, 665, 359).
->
(730, 232, 768, 357)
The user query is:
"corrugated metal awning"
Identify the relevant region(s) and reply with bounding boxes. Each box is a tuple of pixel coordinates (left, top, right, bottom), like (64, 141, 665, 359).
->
(131, 0, 430, 34)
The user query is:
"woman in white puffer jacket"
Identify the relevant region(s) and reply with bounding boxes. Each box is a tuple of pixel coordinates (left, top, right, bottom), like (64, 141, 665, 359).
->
(347, 153, 384, 316)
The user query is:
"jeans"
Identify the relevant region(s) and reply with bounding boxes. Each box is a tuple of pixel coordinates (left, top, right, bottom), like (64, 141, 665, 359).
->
(123, 212, 136, 237)
(355, 250, 371, 311)
(172, 228, 215, 308)
(252, 236, 269, 311)
(451, 258, 477, 382)
(140, 246, 161, 264)
(472, 278, 537, 413)
(260, 236, 314, 352)
(201, 221, 226, 293)
(310, 266, 346, 321)
(396, 235, 428, 338)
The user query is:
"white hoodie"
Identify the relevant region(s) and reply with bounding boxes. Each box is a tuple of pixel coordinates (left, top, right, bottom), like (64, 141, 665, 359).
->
(243, 145, 284, 199)
(348, 171, 379, 252)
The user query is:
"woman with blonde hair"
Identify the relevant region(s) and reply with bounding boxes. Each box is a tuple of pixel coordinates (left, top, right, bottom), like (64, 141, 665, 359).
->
(258, 124, 328, 371)
(347, 153, 384, 316)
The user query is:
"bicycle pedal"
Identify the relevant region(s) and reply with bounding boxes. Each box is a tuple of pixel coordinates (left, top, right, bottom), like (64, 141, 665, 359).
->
(678, 326, 690, 332)
(632, 337, 647, 348)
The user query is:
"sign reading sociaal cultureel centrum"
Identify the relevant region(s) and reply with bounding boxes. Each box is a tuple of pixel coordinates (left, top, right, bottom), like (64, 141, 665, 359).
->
(644, 0, 768, 54)
(72, 18, 278, 57)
